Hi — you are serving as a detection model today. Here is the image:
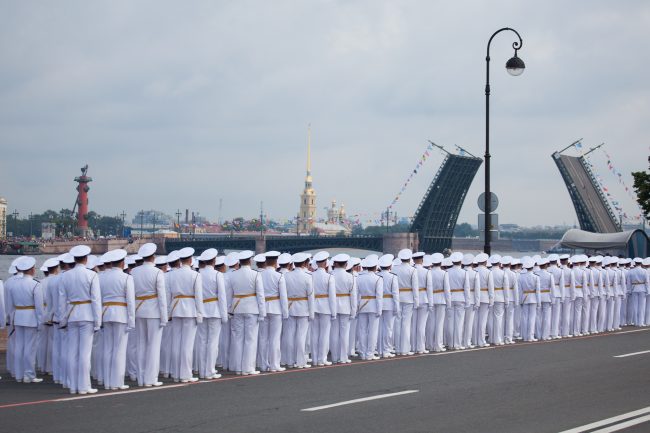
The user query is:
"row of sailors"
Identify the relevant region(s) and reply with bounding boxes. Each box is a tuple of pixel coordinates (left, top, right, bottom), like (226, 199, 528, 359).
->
(2, 245, 649, 394)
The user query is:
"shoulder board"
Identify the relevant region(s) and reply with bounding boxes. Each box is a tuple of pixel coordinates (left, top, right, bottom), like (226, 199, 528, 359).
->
(253, 269, 261, 272)
(389, 272, 397, 276)
(33, 278, 40, 283)
(305, 271, 312, 275)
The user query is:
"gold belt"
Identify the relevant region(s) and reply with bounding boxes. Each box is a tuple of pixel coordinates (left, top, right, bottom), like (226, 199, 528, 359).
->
(103, 302, 127, 307)
(540, 290, 550, 293)
(383, 294, 393, 298)
(15, 305, 35, 310)
(399, 288, 412, 292)
(336, 293, 351, 297)
(135, 294, 157, 312)
(494, 288, 504, 291)
(433, 290, 444, 294)
(524, 290, 536, 294)
(451, 289, 464, 293)
(360, 296, 375, 300)
(265, 296, 279, 301)
(71, 300, 92, 305)
(288, 297, 308, 301)
(203, 297, 218, 303)
(419, 288, 427, 292)
(480, 288, 489, 292)
(575, 285, 583, 289)
(315, 294, 329, 299)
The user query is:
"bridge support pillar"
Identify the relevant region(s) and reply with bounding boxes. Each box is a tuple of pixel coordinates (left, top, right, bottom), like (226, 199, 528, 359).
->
(382, 232, 419, 255)
(255, 237, 267, 255)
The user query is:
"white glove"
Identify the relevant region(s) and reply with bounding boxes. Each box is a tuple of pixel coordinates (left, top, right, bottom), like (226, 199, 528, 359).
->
(196, 316, 203, 324)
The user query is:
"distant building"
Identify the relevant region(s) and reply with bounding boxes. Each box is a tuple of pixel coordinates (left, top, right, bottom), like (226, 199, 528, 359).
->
(132, 210, 173, 228)
(0, 197, 6, 239)
(298, 126, 317, 233)
(326, 200, 347, 225)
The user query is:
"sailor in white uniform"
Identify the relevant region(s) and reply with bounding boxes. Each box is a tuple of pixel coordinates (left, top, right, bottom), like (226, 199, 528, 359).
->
(519, 259, 541, 342)
(160, 251, 179, 378)
(257, 251, 288, 372)
(284, 253, 314, 368)
(448, 252, 470, 350)
(197, 248, 228, 379)
(489, 255, 509, 345)
(39, 258, 59, 375)
(330, 253, 357, 364)
(627, 258, 649, 326)
(310, 251, 336, 366)
(6, 256, 44, 383)
(168, 247, 204, 382)
(356, 256, 383, 360)
(227, 250, 265, 375)
(393, 249, 419, 356)
(378, 254, 399, 358)
(463, 254, 479, 348)
(535, 258, 555, 340)
(99, 249, 135, 390)
(131, 243, 167, 387)
(428, 253, 451, 351)
(411, 252, 433, 354)
(571, 255, 589, 336)
(559, 255, 573, 337)
(502, 257, 519, 344)
(277, 253, 293, 366)
(473, 253, 494, 347)
(59, 245, 102, 394)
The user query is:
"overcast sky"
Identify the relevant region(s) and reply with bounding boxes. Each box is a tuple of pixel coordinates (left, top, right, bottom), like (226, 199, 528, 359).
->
(1, 0, 648, 227)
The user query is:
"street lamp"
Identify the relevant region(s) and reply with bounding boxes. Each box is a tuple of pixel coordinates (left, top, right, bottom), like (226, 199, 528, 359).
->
(484, 27, 525, 255)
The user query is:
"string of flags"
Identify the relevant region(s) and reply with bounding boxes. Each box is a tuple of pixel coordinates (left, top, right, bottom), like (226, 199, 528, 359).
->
(387, 142, 437, 210)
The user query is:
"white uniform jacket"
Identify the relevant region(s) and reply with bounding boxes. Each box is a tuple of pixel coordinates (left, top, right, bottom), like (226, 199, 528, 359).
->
(131, 262, 168, 322)
(393, 263, 419, 307)
(199, 267, 228, 321)
(414, 264, 433, 307)
(490, 267, 509, 304)
(357, 271, 383, 315)
(571, 267, 588, 299)
(59, 264, 102, 327)
(285, 268, 314, 318)
(518, 271, 541, 304)
(379, 270, 400, 312)
(448, 266, 471, 305)
(168, 265, 204, 319)
(476, 266, 494, 305)
(226, 265, 265, 317)
(332, 268, 357, 317)
(7, 275, 43, 327)
(261, 267, 288, 318)
(548, 265, 565, 299)
(534, 269, 555, 303)
(505, 268, 519, 304)
(99, 268, 135, 328)
(312, 268, 336, 317)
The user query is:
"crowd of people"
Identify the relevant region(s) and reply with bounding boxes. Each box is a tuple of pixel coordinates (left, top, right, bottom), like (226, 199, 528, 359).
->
(1, 244, 649, 394)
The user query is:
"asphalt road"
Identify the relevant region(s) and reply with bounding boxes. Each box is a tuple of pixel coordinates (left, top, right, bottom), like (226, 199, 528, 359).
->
(1, 327, 650, 433)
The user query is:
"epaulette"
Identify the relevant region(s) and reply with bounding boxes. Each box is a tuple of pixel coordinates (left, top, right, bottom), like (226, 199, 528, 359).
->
(390, 272, 397, 276)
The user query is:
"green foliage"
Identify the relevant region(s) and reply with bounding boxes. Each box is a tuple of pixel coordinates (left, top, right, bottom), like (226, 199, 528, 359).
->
(632, 160, 650, 219)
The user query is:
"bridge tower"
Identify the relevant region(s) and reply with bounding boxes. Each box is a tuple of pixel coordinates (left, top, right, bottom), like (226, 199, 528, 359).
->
(74, 164, 93, 237)
(298, 125, 317, 233)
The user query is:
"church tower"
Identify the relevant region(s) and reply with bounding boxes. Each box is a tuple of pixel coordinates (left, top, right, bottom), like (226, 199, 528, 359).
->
(298, 125, 317, 233)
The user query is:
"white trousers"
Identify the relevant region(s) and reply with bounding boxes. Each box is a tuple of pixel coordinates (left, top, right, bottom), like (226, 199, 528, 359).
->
(550, 298, 562, 338)
(590, 297, 600, 332)
(13, 326, 38, 381)
(102, 322, 128, 389)
(310, 313, 332, 364)
(92, 330, 103, 383)
(197, 318, 222, 378)
(378, 311, 395, 356)
(397, 303, 414, 354)
(605, 297, 614, 331)
(357, 313, 380, 359)
(573, 297, 584, 335)
(645, 294, 650, 326)
(635, 292, 646, 326)
(160, 324, 172, 375)
(6, 328, 14, 377)
(504, 302, 515, 343)
(285, 316, 309, 367)
(230, 313, 259, 373)
(67, 321, 94, 393)
(126, 327, 137, 379)
(464, 306, 475, 347)
(521, 304, 537, 341)
(52, 326, 64, 382)
(451, 302, 465, 349)
(513, 304, 522, 338)
(257, 314, 281, 371)
(348, 317, 357, 356)
(171, 317, 198, 380)
(330, 314, 351, 363)
(582, 297, 591, 333)
(491, 302, 505, 345)
(540, 302, 552, 340)
(37, 324, 50, 373)
(561, 299, 573, 336)
(412, 305, 429, 353)
(430, 305, 446, 351)
(613, 296, 622, 329)
(219, 320, 231, 369)
(136, 318, 163, 386)
(477, 303, 490, 346)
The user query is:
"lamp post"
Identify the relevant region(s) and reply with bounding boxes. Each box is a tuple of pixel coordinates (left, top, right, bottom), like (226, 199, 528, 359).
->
(29, 212, 33, 238)
(484, 27, 525, 255)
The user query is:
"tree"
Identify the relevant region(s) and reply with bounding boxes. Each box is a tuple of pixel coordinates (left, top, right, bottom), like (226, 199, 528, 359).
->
(632, 158, 650, 219)
(453, 222, 477, 237)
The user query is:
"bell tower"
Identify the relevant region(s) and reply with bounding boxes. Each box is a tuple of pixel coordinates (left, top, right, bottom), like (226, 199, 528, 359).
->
(298, 125, 317, 233)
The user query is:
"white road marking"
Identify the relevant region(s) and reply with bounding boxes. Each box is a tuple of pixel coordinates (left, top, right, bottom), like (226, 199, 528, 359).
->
(613, 349, 650, 358)
(301, 390, 419, 412)
(558, 406, 650, 433)
(55, 383, 189, 401)
(591, 414, 650, 432)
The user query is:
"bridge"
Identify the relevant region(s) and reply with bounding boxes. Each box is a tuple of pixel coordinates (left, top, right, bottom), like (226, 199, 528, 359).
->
(552, 141, 621, 233)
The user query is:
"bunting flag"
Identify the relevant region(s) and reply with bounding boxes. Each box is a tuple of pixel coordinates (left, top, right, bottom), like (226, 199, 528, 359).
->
(386, 142, 437, 210)
(599, 148, 643, 219)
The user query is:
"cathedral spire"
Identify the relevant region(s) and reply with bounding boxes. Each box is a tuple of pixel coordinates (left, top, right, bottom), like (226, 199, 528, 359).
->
(307, 123, 311, 175)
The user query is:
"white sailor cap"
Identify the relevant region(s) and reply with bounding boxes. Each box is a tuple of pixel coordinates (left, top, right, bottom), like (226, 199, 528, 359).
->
(43, 258, 60, 269)
(511, 258, 521, 266)
(167, 250, 181, 263)
(423, 255, 433, 267)
(40, 264, 48, 272)
(100, 252, 111, 264)
(57, 253, 68, 261)
(154, 256, 168, 265)
(61, 253, 75, 264)
(292, 252, 310, 264)
(8, 258, 18, 274)
(310, 260, 318, 271)
(378, 254, 394, 268)
(391, 258, 401, 267)
(225, 252, 240, 267)
(362, 255, 379, 268)
(105, 249, 128, 263)
(138, 243, 157, 258)
(523, 259, 535, 269)
(431, 253, 444, 265)
(475, 253, 488, 263)
(199, 248, 219, 262)
(133, 255, 143, 262)
(350, 257, 361, 267)
(537, 258, 549, 266)
(462, 254, 474, 266)
(532, 255, 542, 263)
(500, 256, 512, 266)
(588, 256, 598, 263)
(179, 247, 195, 259)
(314, 251, 330, 262)
(191, 257, 198, 269)
(560, 254, 570, 260)
(278, 253, 292, 265)
(548, 254, 559, 262)
(580, 255, 589, 263)
(125, 256, 137, 266)
(265, 251, 281, 259)
(16, 256, 36, 272)
(412, 252, 425, 259)
(450, 252, 463, 263)
(634, 257, 643, 263)
(215, 256, 226, 266)
(442, 258, 452, 267)
(643, 258, 650, 266)
(70, 245, 91, 258)
(238, 250, 254, 261)
(398, 249, 413, 261)
(254, 254, 266, 263)
(333, 253, 350, 263)
(489, 254, 502, 265)
(86, 255, 99, 270)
